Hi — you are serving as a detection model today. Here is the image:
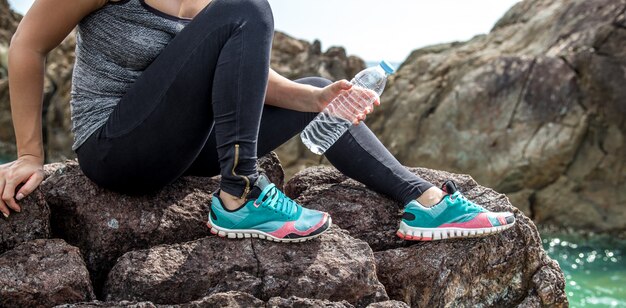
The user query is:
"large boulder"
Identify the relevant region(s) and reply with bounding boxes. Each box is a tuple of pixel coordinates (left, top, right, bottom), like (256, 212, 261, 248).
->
(103, 228, 388, 306)
(285, 166, 568, 307)
(367, 0, 626, 233)
(271, 31, 365, 83)
(56, 291, 366, 307)
(40, 153, 284, 294)
(55, 291, 264, 308)
(0, 239, 95, 307)
(0, 188, 50, 254)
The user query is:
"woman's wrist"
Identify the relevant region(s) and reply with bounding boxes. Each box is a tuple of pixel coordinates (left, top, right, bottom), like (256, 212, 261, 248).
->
(17, 152, 44, 165)
(301, 85, 324, 113)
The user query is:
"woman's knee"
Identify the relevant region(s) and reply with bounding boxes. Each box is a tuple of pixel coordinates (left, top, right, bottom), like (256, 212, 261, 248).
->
(294, 76, 333, 88)
(210, 0, 274, 32)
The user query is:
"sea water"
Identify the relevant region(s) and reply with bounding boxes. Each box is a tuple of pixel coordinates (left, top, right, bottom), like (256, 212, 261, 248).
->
(542, 231, 626, 307)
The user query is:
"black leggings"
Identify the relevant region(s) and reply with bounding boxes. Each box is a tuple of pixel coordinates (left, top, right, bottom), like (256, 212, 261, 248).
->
(75, 0, 433, 205)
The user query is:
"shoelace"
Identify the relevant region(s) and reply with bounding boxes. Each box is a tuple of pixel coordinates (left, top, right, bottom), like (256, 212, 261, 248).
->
(449, 192, 485, 212)
(255, 183, 298, 217)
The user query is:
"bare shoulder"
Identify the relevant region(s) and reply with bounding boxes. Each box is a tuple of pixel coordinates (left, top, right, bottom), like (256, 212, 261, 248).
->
(11, 0, 109, 54)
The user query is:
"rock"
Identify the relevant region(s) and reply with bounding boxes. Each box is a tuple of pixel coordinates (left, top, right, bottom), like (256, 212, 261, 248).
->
(257, 151, 285, 190)
(182, 292, 265, 308)
(366, 301, 410, 308)
(57, 292, 356, 307)
(285, 166, 568, 307)
(0, 1, 13, 148)
(0, 239, 95, 307)
(266, 296, 353, 308)
(0, 188, 50, 254)
(271, 31, 365, 83)
(56, 291, 264, 308)
(0, 0, 19, 51)
(367, 0, 626, 233)
(56, 302, 158, 308)
(40, 153, 284, 294)
(104, 228, 388, 306)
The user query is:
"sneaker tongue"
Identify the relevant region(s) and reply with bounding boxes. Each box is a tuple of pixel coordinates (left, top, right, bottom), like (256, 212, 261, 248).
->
(245, 173, 271, 200)
(442, 180, 459, 195)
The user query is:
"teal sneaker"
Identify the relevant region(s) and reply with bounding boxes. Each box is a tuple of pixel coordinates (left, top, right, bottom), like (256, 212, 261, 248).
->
(207, 173, 332, 243)
(397, 180, 515, 241)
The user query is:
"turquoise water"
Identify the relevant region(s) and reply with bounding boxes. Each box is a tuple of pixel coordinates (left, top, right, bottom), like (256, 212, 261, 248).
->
(542, 231, 626, 307)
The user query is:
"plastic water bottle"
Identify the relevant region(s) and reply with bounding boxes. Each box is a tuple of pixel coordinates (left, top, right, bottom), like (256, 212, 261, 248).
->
(301, 61, 396, 154)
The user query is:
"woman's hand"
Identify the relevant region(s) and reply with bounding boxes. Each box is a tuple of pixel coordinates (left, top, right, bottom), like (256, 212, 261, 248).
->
(0, 156, 45, 218)
(315, 80, 381, 125)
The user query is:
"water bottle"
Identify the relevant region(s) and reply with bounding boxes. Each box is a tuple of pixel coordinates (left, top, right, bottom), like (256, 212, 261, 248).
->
(301, 60, 396, 154)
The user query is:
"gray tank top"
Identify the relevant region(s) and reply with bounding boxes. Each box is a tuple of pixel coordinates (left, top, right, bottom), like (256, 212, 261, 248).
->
(70, 0, 190, 151)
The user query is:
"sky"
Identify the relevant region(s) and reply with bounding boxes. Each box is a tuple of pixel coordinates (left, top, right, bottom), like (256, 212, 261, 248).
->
(8, 0, 520, 63)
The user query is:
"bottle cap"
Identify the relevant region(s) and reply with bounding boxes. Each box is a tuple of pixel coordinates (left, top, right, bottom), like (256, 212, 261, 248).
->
(379, 60, 396, 74)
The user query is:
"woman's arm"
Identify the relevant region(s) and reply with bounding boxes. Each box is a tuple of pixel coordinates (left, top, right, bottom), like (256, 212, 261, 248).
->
(264, 68, 380, 122)
(1, 0, 106, 217)
(264, 68, 337, 113)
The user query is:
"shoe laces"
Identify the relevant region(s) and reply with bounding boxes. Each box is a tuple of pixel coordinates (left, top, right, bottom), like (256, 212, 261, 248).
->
(255, 183, 298, 217)
(449, 192, 485, 212)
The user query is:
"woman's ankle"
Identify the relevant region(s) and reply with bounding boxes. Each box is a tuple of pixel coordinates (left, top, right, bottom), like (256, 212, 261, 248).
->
(416, 186, 445, 208)
(219, 189, 247, 211)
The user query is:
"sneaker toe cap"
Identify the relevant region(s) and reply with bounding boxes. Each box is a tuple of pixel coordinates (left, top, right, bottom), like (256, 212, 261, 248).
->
(490, 211, 515, 226)
(295, 208, 329, 232)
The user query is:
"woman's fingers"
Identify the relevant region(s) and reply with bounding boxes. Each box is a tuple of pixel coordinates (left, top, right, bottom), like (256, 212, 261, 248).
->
(16, 171, 44, 202)
(2, 178, 21, 213)
(0, 180, 9, 218)
(328, 81, 380, 125)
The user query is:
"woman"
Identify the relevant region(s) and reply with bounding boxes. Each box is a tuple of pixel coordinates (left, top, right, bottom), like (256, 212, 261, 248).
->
(1, 0, 514, 242)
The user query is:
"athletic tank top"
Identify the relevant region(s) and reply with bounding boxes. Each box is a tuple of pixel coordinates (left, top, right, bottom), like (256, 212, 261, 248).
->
(70, 0, 190, 151)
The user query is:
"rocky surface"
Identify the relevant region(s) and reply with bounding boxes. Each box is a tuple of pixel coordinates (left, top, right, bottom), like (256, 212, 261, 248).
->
(0, 187, 50, 254)
(56, 292, 401, 307)
(286, 166, 568, 307)
(0, 0, 19, 44)
(366, 301, 410, 308)
(104, 227, 387, 306)
(55, 292, 265, 308)
(0, 239, 95, 307)
(271, 31, 365, 83)
(367, 0, 626, 233)
(39, 153, 284, 294)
